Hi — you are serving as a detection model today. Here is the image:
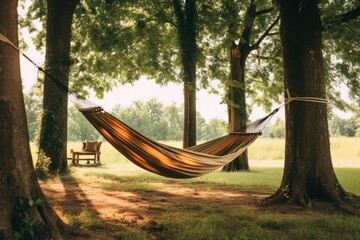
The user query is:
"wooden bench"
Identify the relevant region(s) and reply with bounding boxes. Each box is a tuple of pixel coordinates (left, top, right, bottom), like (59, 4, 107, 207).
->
(70, 141, 102, 166)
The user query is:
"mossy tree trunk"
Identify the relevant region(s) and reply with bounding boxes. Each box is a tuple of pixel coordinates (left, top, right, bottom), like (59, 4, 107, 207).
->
(264, 0, 359, 213)
(38, 0, 79, 173)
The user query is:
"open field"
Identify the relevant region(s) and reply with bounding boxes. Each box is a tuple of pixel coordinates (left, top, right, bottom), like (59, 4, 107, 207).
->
(30, 137, 360, 167)
(36, 138, 360, 239)
(49, 137, 360, 168)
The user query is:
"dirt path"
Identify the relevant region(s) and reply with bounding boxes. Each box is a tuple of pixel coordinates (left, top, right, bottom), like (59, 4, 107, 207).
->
(40, 177, 271, 239)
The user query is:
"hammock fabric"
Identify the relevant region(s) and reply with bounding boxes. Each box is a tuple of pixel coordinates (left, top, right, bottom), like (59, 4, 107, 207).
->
(0, 33, 277, 178)
(69, 92, 278, 178)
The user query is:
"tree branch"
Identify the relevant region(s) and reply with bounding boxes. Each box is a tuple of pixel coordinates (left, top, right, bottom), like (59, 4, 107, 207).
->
(255, 7, 274, 16)
(249, 15, 280, 51)
(324, 5, 360, 26)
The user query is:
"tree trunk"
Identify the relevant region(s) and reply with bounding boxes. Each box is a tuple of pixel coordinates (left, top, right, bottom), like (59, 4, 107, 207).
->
(172, 0, 198, 148)
(223, 1, 258, 171)
(0, 2, 73, 238)
(38, 0, 79, 173)
(264, 0, 359, 212)
(183, 80, 197, 148)
(223, 43, 249, 171)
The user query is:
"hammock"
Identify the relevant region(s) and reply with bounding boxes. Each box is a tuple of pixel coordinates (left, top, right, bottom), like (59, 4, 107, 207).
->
(1, 33, 278, 178)
(69, 92, 278, 178)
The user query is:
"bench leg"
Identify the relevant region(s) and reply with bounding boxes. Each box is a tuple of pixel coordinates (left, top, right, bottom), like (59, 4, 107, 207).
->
(72, 153, 76, 165)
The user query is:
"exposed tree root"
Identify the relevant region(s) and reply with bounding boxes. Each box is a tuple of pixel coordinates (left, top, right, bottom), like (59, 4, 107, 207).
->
(261, 188, 360, 215)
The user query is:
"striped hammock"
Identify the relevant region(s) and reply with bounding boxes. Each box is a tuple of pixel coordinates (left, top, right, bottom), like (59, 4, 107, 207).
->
(69, 91, 278, 178)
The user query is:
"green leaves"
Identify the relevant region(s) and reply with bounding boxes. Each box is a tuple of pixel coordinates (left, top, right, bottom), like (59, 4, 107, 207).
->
(12, 196, 45, 240)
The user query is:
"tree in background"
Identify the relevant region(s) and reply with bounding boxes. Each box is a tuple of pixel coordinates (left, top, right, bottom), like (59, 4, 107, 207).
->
(356, 114, 360, 137)
(172, 0, 198, 148)
(27, 0, 80, 173)
(219, 0, 280, 171)
(23, 88, 42, 141)
(329, 115, 358, 137)
(111, 98, 226, 141)
(262, 118, 285, 139)
(0, 1, 73, 238)
(264, 0, 359, 213)
(164, 102, 184, 141)
(199, 117, 227, 141)
(67, 107, 101, 141)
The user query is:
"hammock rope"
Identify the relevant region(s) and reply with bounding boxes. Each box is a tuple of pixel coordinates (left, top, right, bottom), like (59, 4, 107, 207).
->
(0, 33, 327, 178)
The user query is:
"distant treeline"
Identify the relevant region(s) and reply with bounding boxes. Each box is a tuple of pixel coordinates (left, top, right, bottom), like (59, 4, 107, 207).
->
(25, 92, 359, 142)
(262, 115, 360, 138)
(25, 94, 227, 142)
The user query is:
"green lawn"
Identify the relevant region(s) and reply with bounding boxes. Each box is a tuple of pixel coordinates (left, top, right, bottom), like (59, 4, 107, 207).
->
(33, 138, 360, 239)
(60, 163, 359, 240)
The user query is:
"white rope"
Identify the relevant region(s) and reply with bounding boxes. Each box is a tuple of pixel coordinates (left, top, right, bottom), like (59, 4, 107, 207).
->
(285, 89, 327, 105)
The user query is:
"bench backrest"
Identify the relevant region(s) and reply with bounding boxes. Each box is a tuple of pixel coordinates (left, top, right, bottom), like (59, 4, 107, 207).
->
(82, 141, 102, 152)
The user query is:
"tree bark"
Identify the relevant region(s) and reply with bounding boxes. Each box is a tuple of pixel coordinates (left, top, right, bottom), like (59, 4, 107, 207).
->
(0, 2, 74, 238)
(173, 0, 197, 148)
(38, 0, 79, 173)
(223, 1, 257, 171)
(223, 43, 249, 171)
(264, 0, 359, 212)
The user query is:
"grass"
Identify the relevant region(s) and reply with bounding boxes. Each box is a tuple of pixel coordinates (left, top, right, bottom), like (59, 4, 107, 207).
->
(63, 210, 103, 229)
(34, 138, 360, 239)
(157, 210, 360, 240)
(61, 164, 360, 240)
(249, 137, 360, 161)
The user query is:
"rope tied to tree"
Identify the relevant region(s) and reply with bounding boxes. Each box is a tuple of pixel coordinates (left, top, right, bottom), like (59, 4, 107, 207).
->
(284, 89, 328, 105)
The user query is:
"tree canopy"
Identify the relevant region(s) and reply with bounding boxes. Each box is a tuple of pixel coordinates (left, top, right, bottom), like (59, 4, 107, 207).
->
(21, 0, 360, 118)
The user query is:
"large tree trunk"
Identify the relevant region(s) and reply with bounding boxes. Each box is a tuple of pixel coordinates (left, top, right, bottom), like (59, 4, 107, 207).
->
(38, 0, 79, 173)
(172, 0, 198, 148)
(264, 0, 359, 212)
(0, 2, 72, 238)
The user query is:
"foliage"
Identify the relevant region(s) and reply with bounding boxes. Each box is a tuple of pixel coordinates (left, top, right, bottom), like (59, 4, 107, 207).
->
(67, 107, 101, 141)
(201, 0, 283, 113)
(23, 88, 42, 141)
(69, 0, 181, 97)
(34, 149, 51, 180)
(321, 0, 360, 109)
(262, 116, 360, 139)
(262, 117, 284, 138)
(111, 98, 226, 141)
(198, 117, 227, 140)
(23, 92, 227, 142)
(12, 196, 45, 240)
(329, 115, 358, 137)
(21, 0, 284, 115)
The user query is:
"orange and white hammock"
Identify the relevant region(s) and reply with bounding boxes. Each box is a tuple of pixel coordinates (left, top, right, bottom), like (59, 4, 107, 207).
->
(71, 91, 277, 178)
